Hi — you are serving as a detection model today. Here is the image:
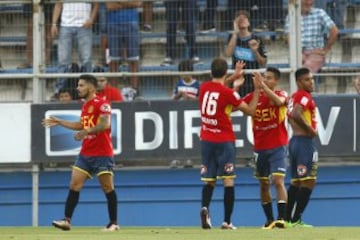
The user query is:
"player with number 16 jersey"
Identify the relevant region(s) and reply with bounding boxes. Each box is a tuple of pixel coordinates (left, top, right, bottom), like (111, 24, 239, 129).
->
(198, 58, 261, 230)
(199, 81, 243, 142)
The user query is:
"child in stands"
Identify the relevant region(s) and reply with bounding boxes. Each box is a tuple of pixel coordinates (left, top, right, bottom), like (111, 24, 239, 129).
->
(172, 60, 200, 101)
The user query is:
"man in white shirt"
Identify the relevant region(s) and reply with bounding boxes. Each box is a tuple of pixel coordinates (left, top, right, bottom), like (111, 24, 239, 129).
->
(51, 2, 99, 96)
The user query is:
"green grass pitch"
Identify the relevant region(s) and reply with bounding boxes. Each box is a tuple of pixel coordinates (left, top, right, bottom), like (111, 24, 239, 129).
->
(1, 227, 360, 240)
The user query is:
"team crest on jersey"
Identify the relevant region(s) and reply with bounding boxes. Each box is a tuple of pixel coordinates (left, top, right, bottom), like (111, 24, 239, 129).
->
(300, 96, 309, 106)
(88, 106, 94, 113)
(200, 165, 207, 175)
(100, 103, 111, 113)
(297, 165, 307, 176)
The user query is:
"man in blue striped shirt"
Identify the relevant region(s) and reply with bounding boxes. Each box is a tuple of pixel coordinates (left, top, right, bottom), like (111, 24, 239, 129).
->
(285, 0, 338, 73)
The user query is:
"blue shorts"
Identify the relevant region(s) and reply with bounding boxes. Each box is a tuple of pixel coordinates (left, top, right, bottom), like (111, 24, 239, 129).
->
(254, 146, 287, 180)
(289, 136, 318, 181)
(200, 141, 236, 181)
(106, 21, 140, 61)
(74, 154, 115, 178)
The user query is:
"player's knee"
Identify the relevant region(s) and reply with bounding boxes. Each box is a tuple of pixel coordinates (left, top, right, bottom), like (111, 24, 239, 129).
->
(101, 183, 114, 193)
(272, 175, 285, 186)
(204, 180, 216, 187)
(69, 182, 84, 191)
(223, 178, 234, 187)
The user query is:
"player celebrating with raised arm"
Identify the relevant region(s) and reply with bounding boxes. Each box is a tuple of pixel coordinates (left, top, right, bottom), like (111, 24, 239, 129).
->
(242, 67, 289, 229)
(199, 58, 262, 230)
(286, 67, 318, 227)
(42, 74, 119, 231)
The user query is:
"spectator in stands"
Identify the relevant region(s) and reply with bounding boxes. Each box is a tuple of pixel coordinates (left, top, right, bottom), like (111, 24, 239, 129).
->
(18, 3, 54, 69)
(225, 10, 267, 97)
(51, 62, 81, 101)
(51, 2, 99, 94)
(201, 0, 218, 33)
(58, 88, 75, 103)
(315, 0, 347, 30)
(285, 0, 338, 73)
(142, 1, 153, 32)
(97, 76, 124, 102)
(93, 65, 123, 102)
(354, 76, 360, 94)
(161, 0, 200, 66)
(172, 60, 200, 101)
(106, 2, 142, 96)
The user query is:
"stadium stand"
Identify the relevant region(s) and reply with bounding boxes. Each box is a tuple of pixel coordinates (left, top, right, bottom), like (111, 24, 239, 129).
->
(0, 1, 360, 101)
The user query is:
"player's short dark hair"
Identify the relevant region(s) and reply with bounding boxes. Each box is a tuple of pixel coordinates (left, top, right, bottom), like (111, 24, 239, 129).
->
(295, 67, 310, 81)
(266, 67, 281, 80)
(79, 74, 98, 88)
(178, 60, 193, 72)
(211, 58, 228, 78)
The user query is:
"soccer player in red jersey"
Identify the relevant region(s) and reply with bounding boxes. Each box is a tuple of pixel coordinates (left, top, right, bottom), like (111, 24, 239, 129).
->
(42, 74, 119, 231)
(199, 58, 262, 230)
(286, 67, 318, 227)
(97, 76, 123, 102)
(242, 67, 288, 229)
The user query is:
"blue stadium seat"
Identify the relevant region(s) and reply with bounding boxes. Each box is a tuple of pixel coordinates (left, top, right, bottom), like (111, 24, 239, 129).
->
(0, 4, 23, 13)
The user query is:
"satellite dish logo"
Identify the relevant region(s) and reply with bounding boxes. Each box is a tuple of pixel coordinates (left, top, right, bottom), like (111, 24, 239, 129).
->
(45, 110, 121, 156)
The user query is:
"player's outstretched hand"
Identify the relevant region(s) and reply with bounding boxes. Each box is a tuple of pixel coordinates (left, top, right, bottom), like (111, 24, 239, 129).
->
(252, 72, 264, 90)
(234, 60, 246, 78)
(42, 116, 60, 127)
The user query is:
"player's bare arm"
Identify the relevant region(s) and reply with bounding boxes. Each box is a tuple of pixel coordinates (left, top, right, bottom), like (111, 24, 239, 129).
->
(74, 114, 110, 141)
(42, 116, 82, 130)
(235, 72, 262, 115)
(289, 104, 317, 137)
(262, 82, 286, 106)
(51, 3, 62, 37)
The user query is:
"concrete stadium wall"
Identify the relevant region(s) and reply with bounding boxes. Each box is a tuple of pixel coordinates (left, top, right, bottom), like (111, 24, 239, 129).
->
(0, 165, 359, 227)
